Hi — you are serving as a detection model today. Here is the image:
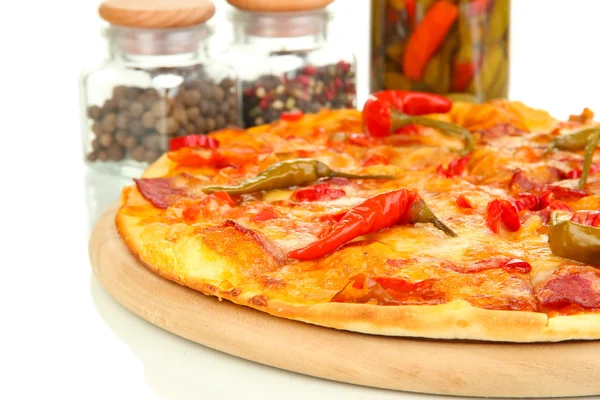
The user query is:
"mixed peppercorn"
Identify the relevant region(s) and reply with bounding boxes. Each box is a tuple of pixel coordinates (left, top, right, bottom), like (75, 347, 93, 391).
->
(241, 60, 356, 127)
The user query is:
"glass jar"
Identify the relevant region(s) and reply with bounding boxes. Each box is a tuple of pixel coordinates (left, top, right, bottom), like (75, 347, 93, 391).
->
(79, 1, 240, 177)
(225, 3, 357, 128)
(370, 0, 510, 102)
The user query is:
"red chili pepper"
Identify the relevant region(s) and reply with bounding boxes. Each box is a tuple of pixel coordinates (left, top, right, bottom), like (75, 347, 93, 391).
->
(281, 111, 304, 122)
(169, 135, 220, 151)
(291, 184, 346, 202)
(456, 195, 474, 209)
(287, 189, 455, 260)
(362, 90, 453, 138)
(571, 211, 600, 227)
(437, 155, 471, 178)
(486, 199, 521, 233)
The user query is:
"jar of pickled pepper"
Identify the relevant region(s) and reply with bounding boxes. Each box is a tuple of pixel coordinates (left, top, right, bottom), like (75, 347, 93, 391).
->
(79, 0, 241, 177)
(370, 0, 510, 101)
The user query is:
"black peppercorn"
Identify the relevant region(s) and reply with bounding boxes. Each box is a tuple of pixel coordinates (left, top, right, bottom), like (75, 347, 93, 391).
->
(85, 69, 241, 166)
(87, 105, 102, 120)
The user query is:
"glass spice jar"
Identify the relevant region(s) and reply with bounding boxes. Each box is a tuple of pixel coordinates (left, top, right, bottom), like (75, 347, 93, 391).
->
(79, 0, 241, 177)
(370, 0, 510, 102)
(224, 0, 357, 128)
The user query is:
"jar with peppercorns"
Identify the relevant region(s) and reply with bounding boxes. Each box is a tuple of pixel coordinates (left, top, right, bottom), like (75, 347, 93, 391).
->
(223, 0, 357, 128)
(79, 0, 241, 176)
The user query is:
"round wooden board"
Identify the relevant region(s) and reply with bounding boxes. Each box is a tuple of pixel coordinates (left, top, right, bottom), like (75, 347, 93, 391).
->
(89, 203, 600, 398)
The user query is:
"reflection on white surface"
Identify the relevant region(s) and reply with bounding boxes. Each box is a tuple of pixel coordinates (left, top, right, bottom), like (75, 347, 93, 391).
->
(90, 267, 437, 400)
(84, 169, 133, 233)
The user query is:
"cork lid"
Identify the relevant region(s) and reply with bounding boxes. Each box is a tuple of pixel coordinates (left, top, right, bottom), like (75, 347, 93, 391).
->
(99, 0, 216, 29)
(227, 0, 334, 12)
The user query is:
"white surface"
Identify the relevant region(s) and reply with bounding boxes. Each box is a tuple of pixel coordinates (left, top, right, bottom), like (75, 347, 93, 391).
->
(3, 0, 600, 399)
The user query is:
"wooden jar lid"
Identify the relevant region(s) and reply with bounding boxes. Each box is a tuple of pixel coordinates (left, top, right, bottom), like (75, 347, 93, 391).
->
(99, 0, 216, 29)
(227, 0, 334, 12)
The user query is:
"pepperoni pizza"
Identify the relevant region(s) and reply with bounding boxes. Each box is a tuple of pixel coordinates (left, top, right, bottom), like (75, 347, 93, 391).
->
(116, 95, 600, 342)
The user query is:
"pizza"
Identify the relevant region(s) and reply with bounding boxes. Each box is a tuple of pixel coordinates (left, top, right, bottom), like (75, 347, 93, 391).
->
(115, 91, 600, 342)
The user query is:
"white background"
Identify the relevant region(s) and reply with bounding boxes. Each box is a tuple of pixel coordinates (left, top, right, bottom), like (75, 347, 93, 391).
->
(2, 0, 600, 399)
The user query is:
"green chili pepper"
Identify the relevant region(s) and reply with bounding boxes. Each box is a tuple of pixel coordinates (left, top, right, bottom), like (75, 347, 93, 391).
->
(390, 111, 475, 156)
(547, 128, 598, 152)
(202, 159, 396, 196)
(409, 198, 457, 237)
(579, 130, 599, 190)
(546, 127, 599, 189)
(548, 213, 600, 266)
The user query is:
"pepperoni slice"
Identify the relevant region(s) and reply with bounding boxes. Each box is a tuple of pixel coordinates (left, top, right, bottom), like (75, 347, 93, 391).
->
(447, 257, 532, 274)
(134, 173, 207, 209)
(537, 268, 600, 311)
(571, 211, 600, 227)
(330, 274, 445, 306)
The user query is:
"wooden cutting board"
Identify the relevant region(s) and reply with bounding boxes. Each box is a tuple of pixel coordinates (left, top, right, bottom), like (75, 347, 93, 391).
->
(89, 203, 600, 398)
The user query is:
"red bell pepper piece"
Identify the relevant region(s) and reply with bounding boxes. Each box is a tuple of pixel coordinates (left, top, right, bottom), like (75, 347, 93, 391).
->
(210, 191, 235, 207)
(281, 111, 304, 122)
(287, 189, 455, 260)
(169, 135, 220, 151)
(291, 184, 346, 202)
(168, 147, 257, 168)
(402, 1, 459, 81)
(571, 211, 600, 227)
(437, 155, 471, 178)
(486, 199, 521, 233)
(362, 90, 453, 138)
(456, 195, 474, 209)
(253, 207, 279, 222)
(363, 154, 390, 167)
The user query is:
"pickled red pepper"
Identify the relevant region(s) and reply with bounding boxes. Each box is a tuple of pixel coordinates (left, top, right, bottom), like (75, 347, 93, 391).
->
(362, 90, 475, 155)
(402, 1, 459, 81)
(287, 189, 456, 261)
(362, 90, 452, 137)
